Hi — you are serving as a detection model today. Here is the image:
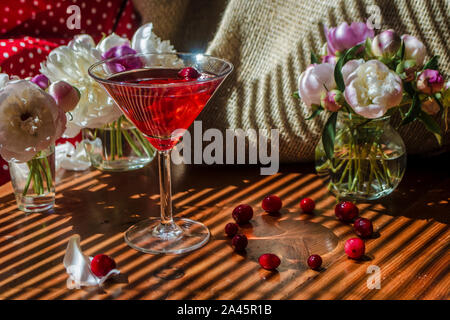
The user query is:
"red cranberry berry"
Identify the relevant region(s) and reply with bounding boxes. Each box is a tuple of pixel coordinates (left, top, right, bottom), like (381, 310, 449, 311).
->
(258, 253, 281, 270)
(335, 201, 359, 222)
(307, 254, 322, 270)
(344, 238, 365, 259)
(225, 222, 239, 237)
(300, 198, 315, 213)
(232, 204, 253, 224)
(90, 254, 116, 277)
(231, 234, 248, 252)
(178, 67, 200, 79)
(354, 218, 373, 238)
(261, 195, 282, 213)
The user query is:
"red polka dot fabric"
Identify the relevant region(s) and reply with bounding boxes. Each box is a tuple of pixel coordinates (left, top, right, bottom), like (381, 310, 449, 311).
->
(0, 0, 140, 185)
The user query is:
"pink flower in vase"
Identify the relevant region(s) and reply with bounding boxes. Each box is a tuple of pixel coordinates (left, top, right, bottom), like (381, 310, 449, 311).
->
(298, 63, 336, 108)
(102, 44, 143, 73)
(417, 69, 444, 95)
(325, 22, 374, 56)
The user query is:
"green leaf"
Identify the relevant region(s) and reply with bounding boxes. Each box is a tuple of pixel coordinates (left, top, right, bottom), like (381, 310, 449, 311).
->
(334, 44, 363, 92)
(401, 93, 421, 126)
(306, 104, 323, 120)
(310, 52, 320, 64)
(322, 112, 338, 160)
(403, 81, 415, 97)
(364, 37, 372, 58)
(418, 111, 442, 145)
(334, 56, 346, 92)
(395, 40, 405, 60)
(422, 55, 439, 70)
(293, 91, 300, 99)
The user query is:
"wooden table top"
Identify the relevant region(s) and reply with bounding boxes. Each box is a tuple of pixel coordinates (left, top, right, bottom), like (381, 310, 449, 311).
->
(0, 153, 448, 300)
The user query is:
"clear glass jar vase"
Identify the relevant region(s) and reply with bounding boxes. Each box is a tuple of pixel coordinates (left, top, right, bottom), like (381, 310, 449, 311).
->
(9, 144, 55, 213)
(315, 114, 407, 201)
(82, 116, 156, 171)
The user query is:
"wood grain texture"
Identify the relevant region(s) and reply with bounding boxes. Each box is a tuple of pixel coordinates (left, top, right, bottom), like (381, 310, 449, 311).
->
(0, 153, 448, 300)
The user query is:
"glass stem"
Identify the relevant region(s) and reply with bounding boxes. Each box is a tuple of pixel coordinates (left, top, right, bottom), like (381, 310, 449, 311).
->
(158, 150, 173, 225)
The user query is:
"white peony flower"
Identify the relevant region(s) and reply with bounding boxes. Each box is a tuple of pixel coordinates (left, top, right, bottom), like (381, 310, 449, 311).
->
(131, 23, 175, 54)
(0, 80, 66, 162)
(40, 34, 122, 136)
(344, 60, 403, 119)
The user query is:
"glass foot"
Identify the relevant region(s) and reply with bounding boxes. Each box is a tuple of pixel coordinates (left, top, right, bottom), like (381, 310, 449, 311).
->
(124, 217, 210, 254)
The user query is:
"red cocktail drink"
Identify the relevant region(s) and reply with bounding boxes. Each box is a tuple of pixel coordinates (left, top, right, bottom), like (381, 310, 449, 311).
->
(104, 68, 221, 150)
(89, 53, 233, 254)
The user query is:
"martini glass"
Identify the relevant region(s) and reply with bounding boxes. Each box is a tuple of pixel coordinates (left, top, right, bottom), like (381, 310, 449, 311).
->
(89, 53, 233, 254)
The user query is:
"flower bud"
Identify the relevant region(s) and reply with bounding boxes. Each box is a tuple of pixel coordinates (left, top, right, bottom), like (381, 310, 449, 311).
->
(371, 29, 401, 58)
(48, 81, 81, 113)
(31, 74, 50, 90)
(417, 69, 444, 95)
(321, 89, 343, 112)
(401, 34, 426, 67)
(421, 98, 440, 115)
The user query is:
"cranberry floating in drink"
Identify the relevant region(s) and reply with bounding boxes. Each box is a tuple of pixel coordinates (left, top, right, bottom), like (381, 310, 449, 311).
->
(89, 53, 233, 254)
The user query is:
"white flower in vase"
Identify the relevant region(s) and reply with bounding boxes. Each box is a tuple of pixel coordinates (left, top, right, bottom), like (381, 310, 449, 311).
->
(0, 80, 66, 163)
(40, 35, 121, 137)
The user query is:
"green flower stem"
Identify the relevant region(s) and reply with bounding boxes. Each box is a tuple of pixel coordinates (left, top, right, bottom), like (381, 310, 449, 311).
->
(131, 128, 154, 157)
(116, 117, 123, 158)
(34, 159, 44, 195)
(109, 123, 116, 161)
(22, 153, 53, 196)
(37, 159, 51, 193)
(102, 116, 156, 161)
(121, 128, 143, 157)
(23, 162, 34, 196)
(43, 157, 53, 190)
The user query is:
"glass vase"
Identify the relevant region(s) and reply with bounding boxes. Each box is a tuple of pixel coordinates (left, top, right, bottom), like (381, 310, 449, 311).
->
(82, 116, 156, 171)
(9, 144, 55, 213)
(315, 114, 407, 201)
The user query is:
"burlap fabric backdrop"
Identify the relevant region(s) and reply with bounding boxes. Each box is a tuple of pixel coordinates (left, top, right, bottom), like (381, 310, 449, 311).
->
(132, 0, 450, 162)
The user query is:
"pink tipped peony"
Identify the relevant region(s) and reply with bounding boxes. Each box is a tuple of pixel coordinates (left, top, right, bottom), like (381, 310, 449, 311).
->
(325, 22, 374, 56)
(344, 60, 403, 119)
(401, 35, 426, 67)
(102, 44, 143, 73)
(341, 59, 364, 86)
(371, 29, 401, 58)
(0, 80, 66, 162)
(416, 69, 444, 95)
(321, 55, 338, 65)
(298, 63, 336, 107)
(31, 74, 50, 90)
(48, 81, 81, 113)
